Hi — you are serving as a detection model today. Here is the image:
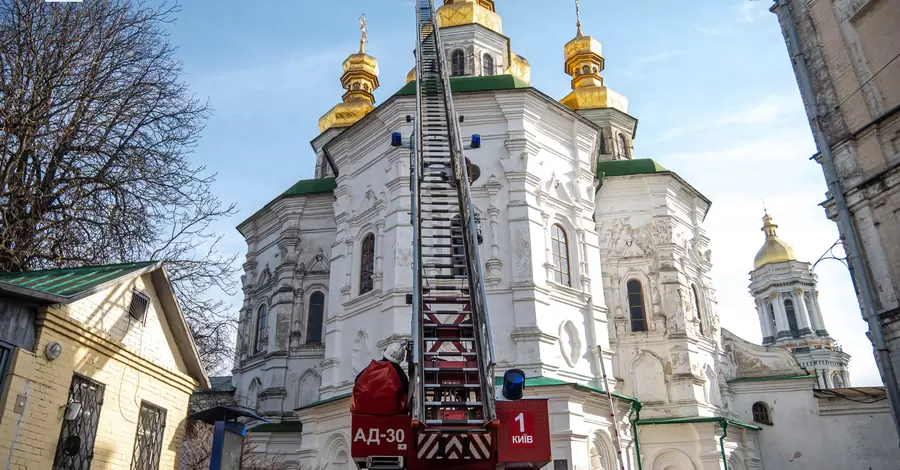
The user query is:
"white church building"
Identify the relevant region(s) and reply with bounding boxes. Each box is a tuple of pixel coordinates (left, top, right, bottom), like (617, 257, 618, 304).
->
(224, 2, 900, 469)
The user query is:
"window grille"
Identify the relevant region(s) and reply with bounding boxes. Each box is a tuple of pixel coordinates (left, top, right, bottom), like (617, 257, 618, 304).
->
(360, 233, 376, 294)
(307, 292, 325, 344)
(129, 290, 150, 322)
(551, 225, 571, 287)
(52, 375, 106, 470)
(131, 401, 167, 470)
(627, 280, 647, 332)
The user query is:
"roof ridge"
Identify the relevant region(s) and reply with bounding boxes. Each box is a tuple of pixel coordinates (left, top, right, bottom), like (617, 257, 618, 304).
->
(0, 260, 155, 277)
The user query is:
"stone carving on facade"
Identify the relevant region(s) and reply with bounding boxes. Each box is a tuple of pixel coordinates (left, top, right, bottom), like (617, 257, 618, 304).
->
(559, 321, 582, 367)
(352, 330, 371, 374)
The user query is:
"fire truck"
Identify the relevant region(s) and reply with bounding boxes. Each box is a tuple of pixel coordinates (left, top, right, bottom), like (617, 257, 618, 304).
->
(349, 1, 553, 469)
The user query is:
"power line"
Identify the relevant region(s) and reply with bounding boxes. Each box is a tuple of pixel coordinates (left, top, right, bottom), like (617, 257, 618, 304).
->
(834, 50, 900, 110)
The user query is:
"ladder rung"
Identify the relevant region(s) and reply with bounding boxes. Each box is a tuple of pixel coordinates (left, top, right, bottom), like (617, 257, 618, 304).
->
(424, 352, 476, 357)
(424, 367, 480, 372)
(425, 401, 483, 407)
(425, 383, 480, 389)
(425, 420, 484, 425)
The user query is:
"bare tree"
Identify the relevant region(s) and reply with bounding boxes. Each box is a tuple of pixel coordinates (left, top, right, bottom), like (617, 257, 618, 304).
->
(0, 0, 237, 371)
(179, 422, 311, 470)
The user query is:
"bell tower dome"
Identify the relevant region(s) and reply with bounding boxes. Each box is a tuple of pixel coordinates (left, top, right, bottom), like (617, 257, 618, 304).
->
(748, 212, 851, 388)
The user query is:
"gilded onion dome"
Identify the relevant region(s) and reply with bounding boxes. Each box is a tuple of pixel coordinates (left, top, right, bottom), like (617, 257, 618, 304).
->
(318, 15, 381, 133)
(437, 0, 502, 34)
(560, 5, 628, 113)
(406, 66, 417, 84)
(753, 213, 797, 269)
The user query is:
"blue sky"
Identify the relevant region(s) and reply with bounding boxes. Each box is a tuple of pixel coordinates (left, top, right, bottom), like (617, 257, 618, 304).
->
(164, 0, 880, 385)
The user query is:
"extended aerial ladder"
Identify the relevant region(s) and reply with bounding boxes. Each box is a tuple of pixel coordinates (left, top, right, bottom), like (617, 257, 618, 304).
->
(350, 1, 551, 469)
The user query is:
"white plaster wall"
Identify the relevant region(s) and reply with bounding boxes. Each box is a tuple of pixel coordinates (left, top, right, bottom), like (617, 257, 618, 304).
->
(730, 379, 900, 470)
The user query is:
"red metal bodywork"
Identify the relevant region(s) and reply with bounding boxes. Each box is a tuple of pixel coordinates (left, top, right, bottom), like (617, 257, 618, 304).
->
(351, 399, 551, 469)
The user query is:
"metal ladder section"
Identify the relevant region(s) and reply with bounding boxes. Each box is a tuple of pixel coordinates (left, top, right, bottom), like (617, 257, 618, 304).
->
(410, 0, 497, 460)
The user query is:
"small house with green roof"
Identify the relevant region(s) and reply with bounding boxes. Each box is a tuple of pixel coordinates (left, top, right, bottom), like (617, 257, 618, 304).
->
(0, 262, 208, 470)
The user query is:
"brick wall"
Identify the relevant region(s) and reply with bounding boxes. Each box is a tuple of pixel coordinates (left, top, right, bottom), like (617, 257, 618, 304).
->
(0, 277, 199, 470)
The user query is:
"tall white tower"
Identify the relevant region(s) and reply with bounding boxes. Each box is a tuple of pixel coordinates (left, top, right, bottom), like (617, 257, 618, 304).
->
(748, 212, 851, 388)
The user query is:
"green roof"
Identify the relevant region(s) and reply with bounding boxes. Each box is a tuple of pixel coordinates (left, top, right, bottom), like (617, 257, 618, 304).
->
(0, 261, 156, 299)
(596, 158, 668, 179)
(492, 376, 639, 404)
(248, 421, 303, 433)
(396, 74, 530, 96)
(296, 392, 351, 411)
(727, 374, 814, 384)
(238, 177, 336, 229)
(636, 416, 761, 431)
(282, 177, 337, 196)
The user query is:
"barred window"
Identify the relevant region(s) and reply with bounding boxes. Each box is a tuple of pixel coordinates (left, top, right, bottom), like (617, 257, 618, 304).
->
(307, 292, 325, 344)
(254, 304, 268, 354)
(360, 233, 375, 294)
(627, 280, 647, 332)
(551, 224, 571, 287)
(752, 401, 772, 425)
(131, 401, 166, 470)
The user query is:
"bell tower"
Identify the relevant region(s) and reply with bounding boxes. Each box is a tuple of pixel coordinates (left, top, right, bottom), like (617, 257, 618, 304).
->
(748, 212, 852, 388)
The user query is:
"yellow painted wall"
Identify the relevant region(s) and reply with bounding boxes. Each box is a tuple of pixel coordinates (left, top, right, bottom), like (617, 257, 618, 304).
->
(0, 274, 200, 470)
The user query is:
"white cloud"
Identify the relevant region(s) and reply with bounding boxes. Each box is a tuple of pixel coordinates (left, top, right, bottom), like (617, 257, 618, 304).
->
(656, 95, 799, 141)
(738, 2, 771, 23)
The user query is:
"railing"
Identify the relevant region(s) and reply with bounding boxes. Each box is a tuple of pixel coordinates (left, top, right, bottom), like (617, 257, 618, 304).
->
(424, 0, 496, 422)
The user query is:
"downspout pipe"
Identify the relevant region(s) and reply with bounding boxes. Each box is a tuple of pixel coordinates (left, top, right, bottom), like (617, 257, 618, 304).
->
(774, 0, 900, 442)
(719, 420, 729, 470)
(629, 402, 643, 470)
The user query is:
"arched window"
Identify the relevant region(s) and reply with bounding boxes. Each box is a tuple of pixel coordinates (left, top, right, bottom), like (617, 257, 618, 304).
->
(616, 133, 628, 159)
(832, 373, 845, 388)
(582, 65, 591, 75)
(767, 303, 777, 334)
(482, 54, 494, 76)
(550, 224, 571, 287)
(254, 304, 268, 354)
(360, 233, 375, 294)
(307, 292, 325, 344)
(752, 401, 772, 425)
(784, 298, 799, 338)
(248, 378, 261, 411)
(627, 280, 646, 332)
(692, 285, 704, 335)
(353, 83, 360, 90)
(451, 50, 465, 76)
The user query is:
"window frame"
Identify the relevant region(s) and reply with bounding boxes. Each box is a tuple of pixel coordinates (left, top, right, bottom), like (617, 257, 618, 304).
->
(784, 298, 800, 338)
(482, 53, 495, 76)
(359, 232, 376, 294)
(752, 401, 773, 425)
(130, 400, 167, 470)
(306, 291, 326, 344)
(253, 303, 268, 355)
(692, 284, 704, 335)
(550, 224, 572, 287)
(626, 279, 647, 332)
(616, 133, 629, 159)
(451, 49, 466, 76)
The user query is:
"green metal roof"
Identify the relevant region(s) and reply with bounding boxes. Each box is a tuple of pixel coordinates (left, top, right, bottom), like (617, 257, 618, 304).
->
(727, 374, 814, 384)
(636, 416, 762, 431)
(596, 158, 668, 179)
(492, 376, 640, 404)
(396, 74, 531, 96)
(0, 261, 156, 299)
(282, 177, 337, 197)
(296, 392, 351, 411)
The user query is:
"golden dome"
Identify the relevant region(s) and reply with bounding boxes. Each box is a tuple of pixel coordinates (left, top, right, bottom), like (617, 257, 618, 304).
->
(406, 66, 417, 84)
(753, 213, 797, 269)
(319, 15, 380, 133)
(437, 0, 502, 34)
(508, 53, 531, 85)
(561, 16, 626, 112)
